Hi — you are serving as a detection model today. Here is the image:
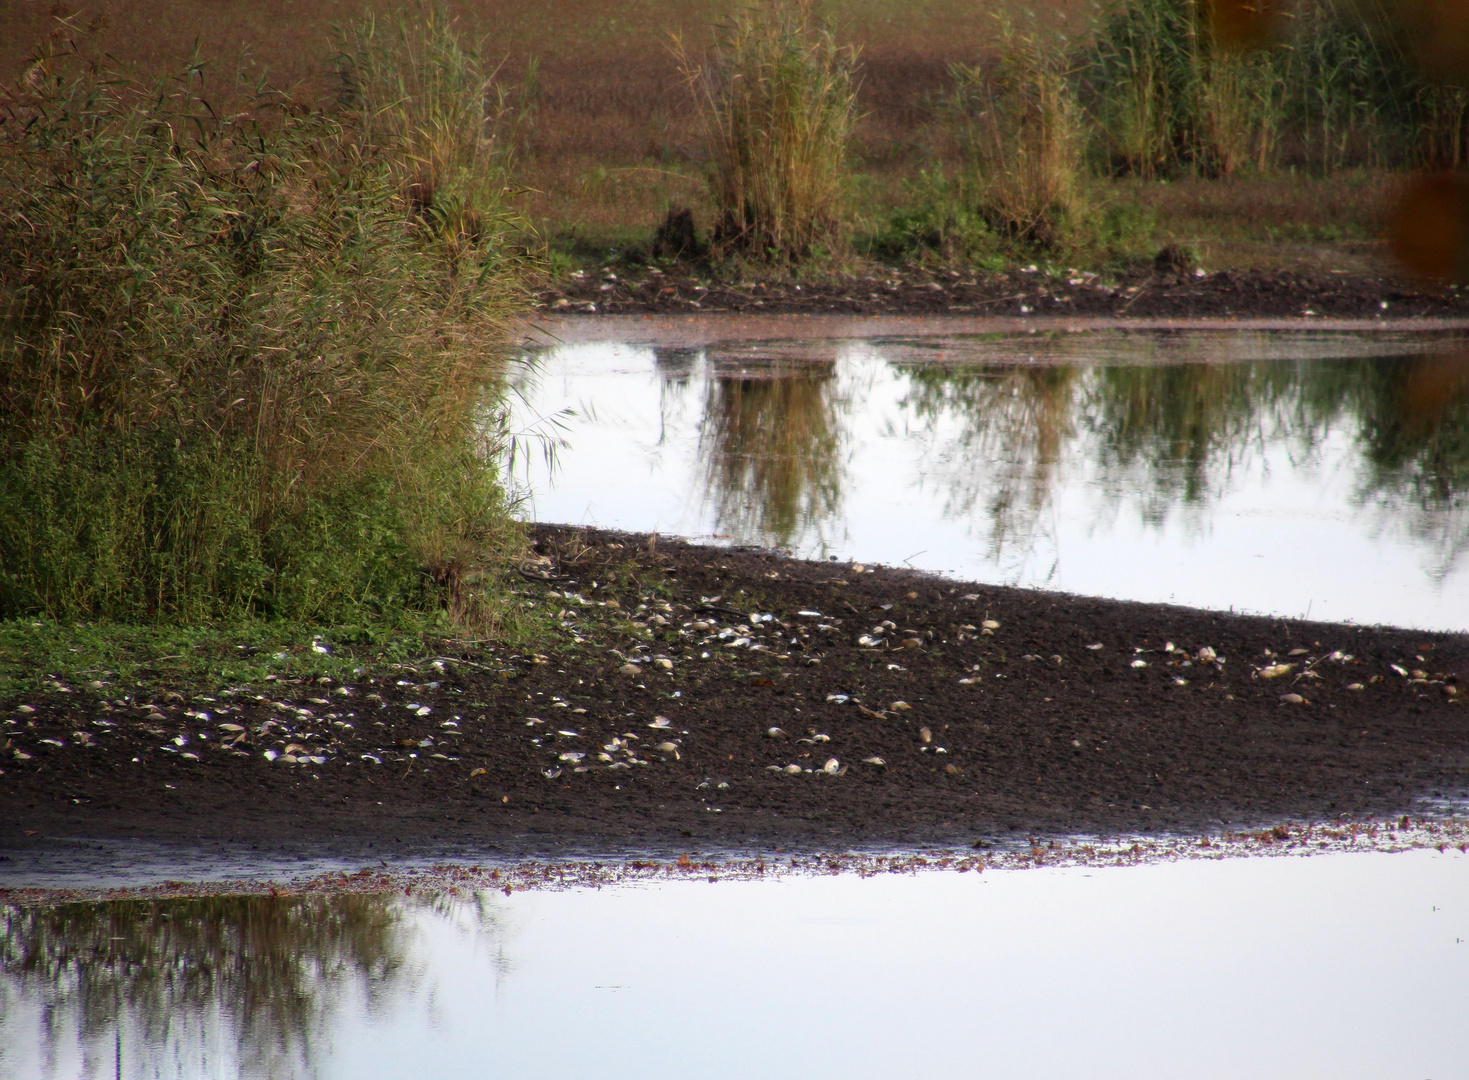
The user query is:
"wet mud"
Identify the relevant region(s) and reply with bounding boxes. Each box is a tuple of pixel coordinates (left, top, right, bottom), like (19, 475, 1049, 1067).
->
(3, 526, 1466, 865)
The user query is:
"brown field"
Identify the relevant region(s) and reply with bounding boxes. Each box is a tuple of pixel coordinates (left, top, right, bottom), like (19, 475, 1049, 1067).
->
(1, 0, 1400, 270)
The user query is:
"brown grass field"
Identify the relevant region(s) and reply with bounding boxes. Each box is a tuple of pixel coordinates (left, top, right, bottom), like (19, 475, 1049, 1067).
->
(0, 0, 1401, 271)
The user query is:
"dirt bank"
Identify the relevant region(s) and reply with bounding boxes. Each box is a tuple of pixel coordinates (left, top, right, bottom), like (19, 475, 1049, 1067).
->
(539, 267, 1469, 320)
(2, 526, 1465, 863)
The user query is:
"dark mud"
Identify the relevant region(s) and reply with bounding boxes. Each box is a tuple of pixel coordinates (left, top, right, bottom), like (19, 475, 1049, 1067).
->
(3, 527, 1466, 866)
(538, 267, 1469, 320)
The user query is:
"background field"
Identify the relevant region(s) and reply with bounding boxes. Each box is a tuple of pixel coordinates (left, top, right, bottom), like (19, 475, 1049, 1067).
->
(0, 0, 1406, 270)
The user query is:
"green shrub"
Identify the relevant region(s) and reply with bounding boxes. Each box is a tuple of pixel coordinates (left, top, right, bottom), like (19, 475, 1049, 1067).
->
(678, 1, 858, 262)
(0, 9, 530, 626)
(949, 19, 1086, 249)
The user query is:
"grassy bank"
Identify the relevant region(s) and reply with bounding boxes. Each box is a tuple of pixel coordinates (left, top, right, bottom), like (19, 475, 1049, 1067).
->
(1, 1, 1456, 279)
(1, 9, 540, 691)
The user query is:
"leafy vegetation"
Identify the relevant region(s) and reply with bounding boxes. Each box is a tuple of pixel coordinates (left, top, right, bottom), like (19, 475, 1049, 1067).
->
(0, 9, 531, 629)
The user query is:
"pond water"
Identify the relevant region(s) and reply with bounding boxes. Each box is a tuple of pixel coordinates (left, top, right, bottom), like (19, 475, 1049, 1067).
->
(510, 322, 1469, 631)
(5, 847, 1467, 1079)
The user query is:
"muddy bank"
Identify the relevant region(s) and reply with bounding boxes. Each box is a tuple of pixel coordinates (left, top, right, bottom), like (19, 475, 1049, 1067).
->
(537, 267, 1469, 320)
(2, 526, 1466, 863)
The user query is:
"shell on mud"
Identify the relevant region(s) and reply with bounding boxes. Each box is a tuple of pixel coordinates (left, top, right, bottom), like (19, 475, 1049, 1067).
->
(822, 758, 841, 774)
(767, 727, 788, 739)
(655, 741, 679, 754)
(919, 727, 932, 744)
(783, 764, 803, 775)
(1279, 693, 1306, 704)
(1259, 663, 1295, 678)
(862, 756, 886, 766)
(618, 663, 642, 676)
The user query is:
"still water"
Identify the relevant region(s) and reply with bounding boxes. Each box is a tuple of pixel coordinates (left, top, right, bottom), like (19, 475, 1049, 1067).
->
(510, 324, 1469, 630)
(4, 848, 1467, 1079)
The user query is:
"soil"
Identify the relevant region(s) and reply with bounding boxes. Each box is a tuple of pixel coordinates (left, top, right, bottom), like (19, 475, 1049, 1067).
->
(538, 266, 1469, 320)
(2, 526, 1466, 864)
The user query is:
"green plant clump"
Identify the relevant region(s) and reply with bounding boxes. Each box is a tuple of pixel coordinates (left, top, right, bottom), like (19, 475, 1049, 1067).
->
(679, 0, 859, 262)
(0, 10, 531, 629)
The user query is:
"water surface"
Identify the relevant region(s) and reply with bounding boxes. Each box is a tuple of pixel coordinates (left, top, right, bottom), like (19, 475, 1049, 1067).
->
(6, 848, 1467, 1079)
(511, 326, 1469, 630)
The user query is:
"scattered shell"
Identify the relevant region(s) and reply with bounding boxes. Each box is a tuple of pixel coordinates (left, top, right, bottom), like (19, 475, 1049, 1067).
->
(263, 749, 279, 761)
(981, 619, 1000, 630)
(862, 756, 886, 766)
(812, 733, 830, 742)
(1288, 648, 1310, 657)
(218, 723, 245, 733)
(783, 764, 803, 775)
(280, 754, 298, 764)
(797, 610, 822, 617)
(822, 757, 841, 774)
(655, 741, 679, 754)
(1390, 664, 1409, 676)
(857, 635, 882, 647)
(1259, 664, 1295, 679)
(1086, 643, 1104, 650)
(1130, 659, 1148, 668)
(891, 701, 912, 711)
(557, 729, 580, 737)
(826, 694, 850, 704)
(944, 764, 960, 775)
(470, 767, 487, 777)
(919, 726, 932, 744)
(543, 767, 562, 779)
(1196, 646, 1217, 663)
(1346, 682, 1365, 691)
(558, 752, 585, 763)
(655, 658, 674, 670)
(619, 664, 642, 676)
(851, 564, 866, 573)
(767, 727, 788, 739)
(1280, 693, 1306, 705)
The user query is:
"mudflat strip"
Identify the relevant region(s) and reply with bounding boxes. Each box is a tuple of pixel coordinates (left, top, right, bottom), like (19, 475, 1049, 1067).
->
(2, 524, 1465, 861)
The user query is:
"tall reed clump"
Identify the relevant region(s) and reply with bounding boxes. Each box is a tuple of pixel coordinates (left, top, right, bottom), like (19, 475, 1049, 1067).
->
(678, 1, 858, 262)
(948, 19, 1086, 249)
(0, 9, 531, 627)
(1081, 0, 1458, 175)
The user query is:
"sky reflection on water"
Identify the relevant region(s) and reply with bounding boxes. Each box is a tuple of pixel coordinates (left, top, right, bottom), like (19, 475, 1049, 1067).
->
(509, 329, 1469, 630)
(4, 849, 1467, 1079)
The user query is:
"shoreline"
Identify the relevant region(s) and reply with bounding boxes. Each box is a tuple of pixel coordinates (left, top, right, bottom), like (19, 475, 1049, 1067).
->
(3, 525, 1465, 873)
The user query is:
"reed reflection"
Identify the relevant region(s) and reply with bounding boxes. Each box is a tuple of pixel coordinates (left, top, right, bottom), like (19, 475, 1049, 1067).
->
(1, 893, 413, 1079)
(897, 346, 1469, 575)
(696, 354, 846, 549)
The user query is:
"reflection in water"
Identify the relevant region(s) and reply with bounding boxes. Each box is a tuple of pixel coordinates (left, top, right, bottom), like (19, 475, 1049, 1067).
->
(0, 894, 413, 1078)
(4, 849, 1469, 1079)
(899, 349, 1469, 581)
(698, 355, 846, 549)
(511, 330, 1469, 628)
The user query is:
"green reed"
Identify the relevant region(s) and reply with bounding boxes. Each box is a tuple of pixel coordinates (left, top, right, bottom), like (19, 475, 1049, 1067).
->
(0, 8, 531, 627)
